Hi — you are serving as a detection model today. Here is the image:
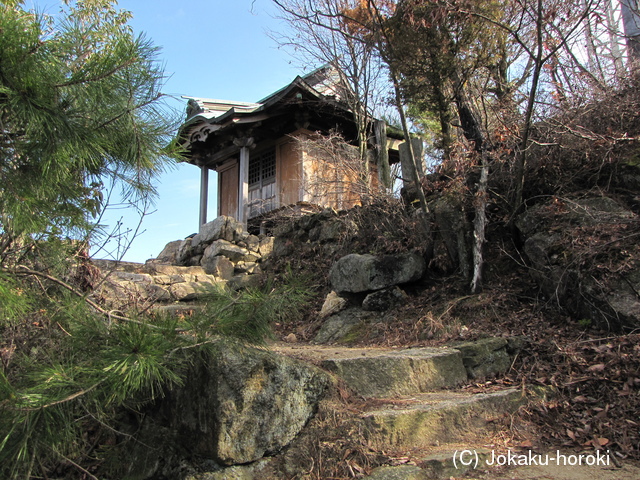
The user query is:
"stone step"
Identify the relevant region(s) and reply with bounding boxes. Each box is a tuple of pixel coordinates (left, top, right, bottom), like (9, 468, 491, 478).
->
(360, 388, 524, 450)
(360, 448, 491, 480)
(364, 465, 427, 480)
(151, 303, 205, 317)
(419, 448, 492, 479)
(363, 452, 640, 480)
(320, 347, 468, 398)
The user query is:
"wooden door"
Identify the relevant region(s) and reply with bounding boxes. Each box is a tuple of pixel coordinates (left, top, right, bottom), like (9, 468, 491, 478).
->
(218, 161, 239, 219)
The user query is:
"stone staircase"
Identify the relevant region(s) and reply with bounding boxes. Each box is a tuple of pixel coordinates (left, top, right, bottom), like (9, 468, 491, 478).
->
(273, 341, 529, 480)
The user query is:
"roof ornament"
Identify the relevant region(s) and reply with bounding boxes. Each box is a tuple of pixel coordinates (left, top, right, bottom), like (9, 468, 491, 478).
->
(186, 98, 204, 119)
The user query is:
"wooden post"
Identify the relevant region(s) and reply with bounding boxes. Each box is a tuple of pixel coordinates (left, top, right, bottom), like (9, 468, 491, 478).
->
(399, 138, 424, 195)
(374, 120, 391, 190)
(199, 164, 209, 232)
(234, 137, 255, 227)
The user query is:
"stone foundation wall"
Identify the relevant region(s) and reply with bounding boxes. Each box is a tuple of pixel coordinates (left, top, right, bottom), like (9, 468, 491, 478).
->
(93, 216, 274, 310)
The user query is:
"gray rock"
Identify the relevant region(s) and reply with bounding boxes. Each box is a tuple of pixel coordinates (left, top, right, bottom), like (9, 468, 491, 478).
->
(318, 219, 346, 243)
(145, 264, 207, 277)
(112, 271, 154, 284)
(152, 274, 175, 285)
(234, 262, 259, 274)
(297, 213, 319, 231)
(169, 281, 217, 301)
(177, 239, 194, 265)
(92, 259, 144, 273)
(156, 240, 183, 264)
(516, 197, 634, 238)
(185, 459, 271, 480)
(153, 339, 331, 466)
(151, 304, 205, 317)
(430, 196, 471, 277)
(364, 465, 426, 480)
(258, 236, 274, 257)
(329, 253, 425, 293)
(145, 284, 172, 303)
(322, 347, 467, 398)
(228, 273, 263, 290)
(319, 291, 349, 318)
(202, 254, 235, 280)
(204, 240, 251, 263)
(191, 217, 243, 254)
(362, 286, 408, 311)
(272, 237, 293, 258)
(245, 235, 260, 253)
(420, 449, 491, 479)
(453, 337, 512, 379)
(314, 308, 381, 344)
(188, 254, 203, 267)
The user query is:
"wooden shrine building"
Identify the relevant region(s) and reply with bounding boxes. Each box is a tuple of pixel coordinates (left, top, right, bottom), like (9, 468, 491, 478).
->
(177, 66, 403, 231)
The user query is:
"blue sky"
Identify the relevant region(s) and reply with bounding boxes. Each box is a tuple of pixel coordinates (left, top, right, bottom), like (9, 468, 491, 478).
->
(89, 0, 303, 262)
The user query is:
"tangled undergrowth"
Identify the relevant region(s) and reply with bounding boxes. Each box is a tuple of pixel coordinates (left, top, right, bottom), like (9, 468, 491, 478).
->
(266, 75, 640, 475)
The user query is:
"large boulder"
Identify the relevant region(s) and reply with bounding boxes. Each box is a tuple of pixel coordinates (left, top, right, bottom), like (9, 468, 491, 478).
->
(329, 253, 425, 294)
(140, 339, 331, 468)
(155, 240, 183, 265)
(517, 196, 640, 330)
(204, 240, 253, 263)
(191, 216, 243, 253)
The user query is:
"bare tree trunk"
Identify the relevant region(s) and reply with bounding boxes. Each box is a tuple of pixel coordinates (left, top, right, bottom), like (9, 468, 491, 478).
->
(374, 119, 392, 190)
(471, 151, 489, 293)
(390, 70, 429, 216)
(513, 0, 544, 217)
(606, 0, 626, 76)
(621, 0, 640, 61)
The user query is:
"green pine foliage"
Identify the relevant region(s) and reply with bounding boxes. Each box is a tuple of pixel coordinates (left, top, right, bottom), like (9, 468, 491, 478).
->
(0, 276, 314, 478)
(185, 273, 314, 343)
(0, 0, 179, 262)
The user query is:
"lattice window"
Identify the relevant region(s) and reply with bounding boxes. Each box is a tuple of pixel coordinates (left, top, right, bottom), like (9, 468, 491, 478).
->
(249, 148, 275, 187)
(248, 156, 261, 186)
(261, 150, 276, 182)
(247, 147, 277, 218)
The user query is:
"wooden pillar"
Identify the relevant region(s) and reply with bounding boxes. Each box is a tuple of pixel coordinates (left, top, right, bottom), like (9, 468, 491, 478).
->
(199, 164, 209, 232)
(374, 120, 391, 190)
(399, 138, 424, 199)
(234, 137, 255, 226)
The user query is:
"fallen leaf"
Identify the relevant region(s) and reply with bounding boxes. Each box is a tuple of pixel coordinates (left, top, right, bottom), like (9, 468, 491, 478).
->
(587, 363, 606, 372)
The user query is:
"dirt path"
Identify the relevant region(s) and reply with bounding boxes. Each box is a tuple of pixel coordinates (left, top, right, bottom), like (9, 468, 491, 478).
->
(473, 461, 640, 480)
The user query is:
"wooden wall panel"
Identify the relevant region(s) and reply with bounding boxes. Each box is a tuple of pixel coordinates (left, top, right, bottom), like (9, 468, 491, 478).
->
(278, 140, 302, 206)
(218, 160, 239, 219)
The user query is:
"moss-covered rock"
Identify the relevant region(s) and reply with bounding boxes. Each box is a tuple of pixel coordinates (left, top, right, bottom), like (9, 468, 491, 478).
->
(361, 389, 524, 450)
(364, 465, 427, 480)
(321, 347, 467, 398)
(128, 339, 331, 476)
(452, 337, 512, 379)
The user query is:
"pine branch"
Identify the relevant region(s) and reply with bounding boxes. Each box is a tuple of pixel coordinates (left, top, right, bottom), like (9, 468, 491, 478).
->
(17, 379, 105, 412)
(7, 266, 160, 329)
